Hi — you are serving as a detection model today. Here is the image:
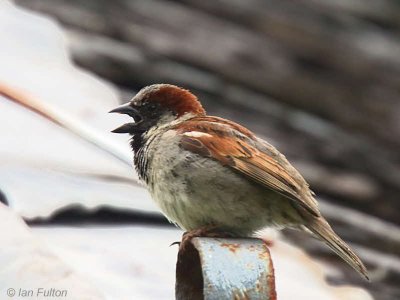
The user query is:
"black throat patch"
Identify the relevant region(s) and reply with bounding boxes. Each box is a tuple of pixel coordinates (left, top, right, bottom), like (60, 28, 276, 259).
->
(131, 134, 149, 183)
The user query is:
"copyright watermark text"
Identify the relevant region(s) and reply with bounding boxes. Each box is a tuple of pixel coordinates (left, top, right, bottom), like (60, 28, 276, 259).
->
(6, 288, 67, 298)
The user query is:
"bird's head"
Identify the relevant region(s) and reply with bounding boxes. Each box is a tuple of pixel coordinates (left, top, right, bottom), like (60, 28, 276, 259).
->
(109, 84, 205, 135)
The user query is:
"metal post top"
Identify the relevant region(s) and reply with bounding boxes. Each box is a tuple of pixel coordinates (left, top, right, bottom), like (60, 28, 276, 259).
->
(176, 237, 276, 300)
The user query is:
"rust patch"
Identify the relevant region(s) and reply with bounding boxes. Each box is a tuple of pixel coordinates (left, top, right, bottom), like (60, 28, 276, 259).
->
(254, 275, 267, 296)
(256, 242, 277, 299)
(266, 247, 277, 300)
(207, 283, 213, 290)
(258, 250, 270, 260)
(221, 243, 240, 253)
(245, 262, 255, 270)
(233, 290, 250, 300)
(248, 245, 256, 252)
(255, 280, 261, 292)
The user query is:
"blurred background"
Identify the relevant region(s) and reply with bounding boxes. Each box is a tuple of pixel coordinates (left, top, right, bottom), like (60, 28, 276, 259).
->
(1, 0, 400, 299)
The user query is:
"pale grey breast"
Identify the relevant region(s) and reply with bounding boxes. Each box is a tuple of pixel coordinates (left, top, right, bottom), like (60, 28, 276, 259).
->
(142, 129, 302, 235)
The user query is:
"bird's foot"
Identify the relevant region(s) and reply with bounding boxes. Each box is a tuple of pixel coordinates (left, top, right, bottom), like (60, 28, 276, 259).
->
(179, 226, 236, 251)
(259, 238, 274, 248)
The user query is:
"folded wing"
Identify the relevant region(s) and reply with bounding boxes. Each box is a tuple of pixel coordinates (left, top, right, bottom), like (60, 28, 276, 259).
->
(174, 117, 320, 217)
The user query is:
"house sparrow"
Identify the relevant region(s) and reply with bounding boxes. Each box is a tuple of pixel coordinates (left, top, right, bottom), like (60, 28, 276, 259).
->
(110, 84, 368, 280)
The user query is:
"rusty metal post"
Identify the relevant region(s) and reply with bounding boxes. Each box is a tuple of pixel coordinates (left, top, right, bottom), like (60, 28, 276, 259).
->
(176, 237, 276, 300)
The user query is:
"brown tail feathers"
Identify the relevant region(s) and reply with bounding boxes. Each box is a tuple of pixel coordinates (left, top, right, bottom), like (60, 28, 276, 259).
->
(305, 217, 369, 281)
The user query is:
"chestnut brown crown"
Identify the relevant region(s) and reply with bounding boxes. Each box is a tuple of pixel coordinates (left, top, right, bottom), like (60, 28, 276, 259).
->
(110, 84, 205, 134)
(133, 84, 206, 117)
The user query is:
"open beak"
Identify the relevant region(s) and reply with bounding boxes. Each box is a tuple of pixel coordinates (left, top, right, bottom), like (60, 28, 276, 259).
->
(109, 103, 142, 134)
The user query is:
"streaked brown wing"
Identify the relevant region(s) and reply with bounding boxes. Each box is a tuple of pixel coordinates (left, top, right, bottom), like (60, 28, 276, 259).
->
(176, 119, 319, 217)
